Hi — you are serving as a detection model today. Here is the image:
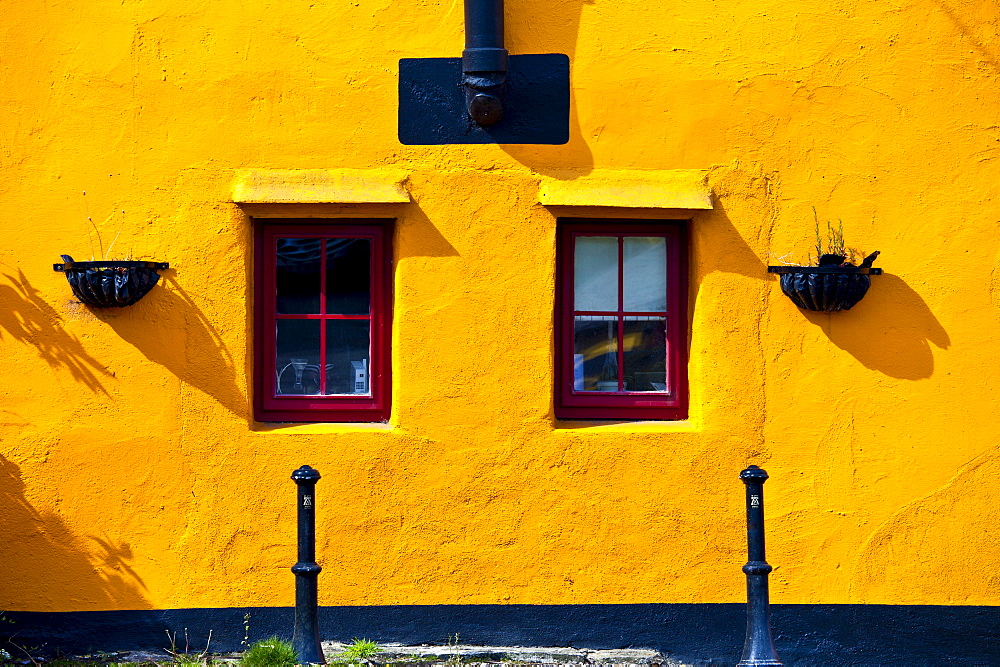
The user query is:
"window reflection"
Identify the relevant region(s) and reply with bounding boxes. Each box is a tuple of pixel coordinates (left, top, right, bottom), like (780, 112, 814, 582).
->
(325, 320, 371, 395)
(326, 239, 370, 315)
(574, 236, 618, 311)
(573, 316, 618, 391)
(276, 238, 322, 314)
(571, 234, 668, 394)
(273, 236, 373, 397)
(276, 320, 321, 394)
(623, 316, 667, 392)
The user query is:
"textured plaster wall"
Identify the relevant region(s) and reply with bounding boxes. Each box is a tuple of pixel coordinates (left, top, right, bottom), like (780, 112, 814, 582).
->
(1, 0, 999, 614)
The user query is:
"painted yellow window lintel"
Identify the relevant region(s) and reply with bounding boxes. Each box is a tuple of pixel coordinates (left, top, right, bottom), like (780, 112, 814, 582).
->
(538, 169, 713, 210)
(232, 169, 411, 204)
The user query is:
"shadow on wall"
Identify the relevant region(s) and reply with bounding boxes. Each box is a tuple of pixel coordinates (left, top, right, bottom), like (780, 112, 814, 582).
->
(856, 443, 1000, 603)
(396, 200, 460, 259)
(93, 275, 248, 419)
(0, 269, 112, 395)
(935, 0, 1000, 74)
(700, 166, 781, 284)
(0, 455, 152, 613)
(698, 200, 770, 281)
(498, 0, 593, 177)
(796, 274, 949, 380)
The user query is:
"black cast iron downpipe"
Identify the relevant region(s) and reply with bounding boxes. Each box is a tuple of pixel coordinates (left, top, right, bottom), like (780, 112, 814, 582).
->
(292, 465, 326, 664)
(738, 465, 782, 666)
(463, 0, 508, 124)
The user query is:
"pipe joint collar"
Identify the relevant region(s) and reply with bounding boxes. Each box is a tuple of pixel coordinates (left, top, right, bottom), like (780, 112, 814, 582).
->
(742, 561, 773, 576)
(462, 47, 509, 73)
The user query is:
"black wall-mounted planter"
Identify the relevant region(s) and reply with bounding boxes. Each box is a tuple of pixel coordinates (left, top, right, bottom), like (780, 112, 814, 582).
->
(54, 256, 169, 308)
(767, 265, 882, 312)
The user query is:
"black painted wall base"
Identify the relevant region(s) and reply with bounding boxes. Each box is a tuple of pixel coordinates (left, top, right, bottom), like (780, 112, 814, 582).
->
(398, 54, 570, 145)
(6, 604, 1000, 665)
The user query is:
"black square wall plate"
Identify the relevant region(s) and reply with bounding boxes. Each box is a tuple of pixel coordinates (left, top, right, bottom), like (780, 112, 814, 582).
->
(398, 53, 570, 145)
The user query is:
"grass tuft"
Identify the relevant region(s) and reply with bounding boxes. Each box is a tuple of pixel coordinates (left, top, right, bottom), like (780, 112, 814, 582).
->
(330, 637, 381, 664)
(239, 636, 298, 667)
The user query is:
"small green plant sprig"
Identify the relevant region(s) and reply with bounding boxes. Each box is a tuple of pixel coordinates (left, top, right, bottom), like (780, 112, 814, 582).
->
(165, 628, 214, 665)
(810, 208, 880, 269)
(239, 636, 298, 667)
(812, 208, 862, 265)
(240, 613, 251, 652)
(445, 633, 462, 665)
(330, 637, 382, 664)
(81, 190, 132, 262)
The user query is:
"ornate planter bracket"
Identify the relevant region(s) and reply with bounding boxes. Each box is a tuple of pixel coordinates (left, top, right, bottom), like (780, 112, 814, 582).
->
(54, 255, 170, 308)
(767, 265, 882, 312)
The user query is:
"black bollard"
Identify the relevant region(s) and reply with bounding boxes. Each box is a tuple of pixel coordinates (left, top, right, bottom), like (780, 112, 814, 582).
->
(738, 465, 782, 667)
(292, 465, 326, 664)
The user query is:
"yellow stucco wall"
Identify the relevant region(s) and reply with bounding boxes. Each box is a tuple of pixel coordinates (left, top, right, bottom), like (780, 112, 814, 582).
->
(2, 0, 999, 614)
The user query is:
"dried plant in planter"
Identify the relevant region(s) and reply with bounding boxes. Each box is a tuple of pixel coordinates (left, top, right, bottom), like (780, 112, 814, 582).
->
(52, 193, 170, 308)
(768, 216, 881, 312)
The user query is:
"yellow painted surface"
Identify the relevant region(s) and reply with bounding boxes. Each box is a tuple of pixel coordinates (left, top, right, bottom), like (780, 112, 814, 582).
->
(232, 169, 411, 204)
(1, 0, 1000, 615)
(537, 170, 712, 208)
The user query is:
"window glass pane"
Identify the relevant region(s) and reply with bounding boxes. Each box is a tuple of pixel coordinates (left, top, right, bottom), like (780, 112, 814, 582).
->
(275, 319, 321, 395)
(623, 237, 667, 312)
(325, 320, 371, 395)
(573, 316, 618, 392)
(574, 236, 618, 311)
(276, 238, 321, 314)
(326, 238, 371, 315)
(623, 316, 667, 392)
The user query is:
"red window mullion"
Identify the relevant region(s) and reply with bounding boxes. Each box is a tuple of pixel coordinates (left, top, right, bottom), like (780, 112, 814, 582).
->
(255, 221, 392, 423)
(663, 237, 672, 396)
(264, 231, 278, 400)
(616, 236, 625, 392)
(318, 238, 328, 396)
(575, 310, 665, 317)
(556, 219, 688, 421)
(274, 314, 371, 320)
(563, 232, 577, 399)
(369, 233, 376, 389)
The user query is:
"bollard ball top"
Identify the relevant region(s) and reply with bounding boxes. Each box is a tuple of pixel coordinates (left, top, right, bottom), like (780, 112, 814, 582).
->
(740, 464, 769, 484)
(291, 465, 321, 483)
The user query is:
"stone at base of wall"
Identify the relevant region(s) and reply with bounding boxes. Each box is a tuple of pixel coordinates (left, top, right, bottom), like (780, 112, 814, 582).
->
(322, 642, 675, 665)
(34, 644, 682, 666)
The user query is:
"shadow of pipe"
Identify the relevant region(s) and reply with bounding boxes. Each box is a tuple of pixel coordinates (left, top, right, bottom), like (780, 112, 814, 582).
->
(499, 0, 593, 176)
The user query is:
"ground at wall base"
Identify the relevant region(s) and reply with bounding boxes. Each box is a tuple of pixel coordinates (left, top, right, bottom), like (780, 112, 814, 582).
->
(7, 604, 1000, 665)
(1, 644, 683, 666)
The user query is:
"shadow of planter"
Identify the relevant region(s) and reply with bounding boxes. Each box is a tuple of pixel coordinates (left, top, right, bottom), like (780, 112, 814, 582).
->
(767, 265, 883, 312)
(53, 256, 169, 308)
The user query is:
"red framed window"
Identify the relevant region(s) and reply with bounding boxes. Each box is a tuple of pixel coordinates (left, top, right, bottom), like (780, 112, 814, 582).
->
(254, 220, 392, 422)
(555, 220, 688, 420)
